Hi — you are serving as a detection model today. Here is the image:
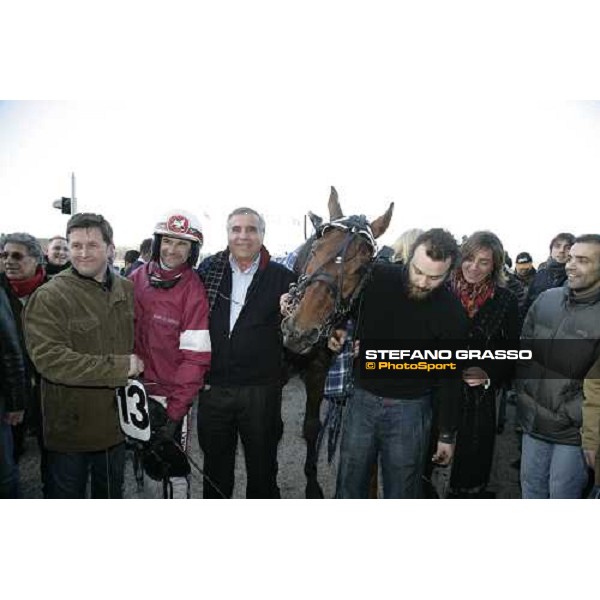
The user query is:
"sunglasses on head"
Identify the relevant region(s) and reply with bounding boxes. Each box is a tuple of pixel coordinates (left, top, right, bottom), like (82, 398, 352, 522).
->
(0, 251, 29, 261)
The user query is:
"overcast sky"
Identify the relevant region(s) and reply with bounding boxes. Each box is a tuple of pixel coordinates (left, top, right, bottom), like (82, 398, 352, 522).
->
(2, 3, 600, 262)
(2, 99, 598, 261)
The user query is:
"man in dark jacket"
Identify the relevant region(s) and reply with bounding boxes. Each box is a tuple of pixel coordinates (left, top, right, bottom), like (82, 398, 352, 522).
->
(524, 233, 575, 314)
(125, 237, 152, 276)
(516, 234, 600, 498)
(512, 251, 537, 326)
(0, 287, 27, 498)
(0, 232, 49, 492)
(197, 207, 296, 498)
(44, 235, 71, 277)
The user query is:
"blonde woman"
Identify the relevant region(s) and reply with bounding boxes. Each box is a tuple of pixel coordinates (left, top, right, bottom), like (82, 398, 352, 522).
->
(391, 228, 424, 264)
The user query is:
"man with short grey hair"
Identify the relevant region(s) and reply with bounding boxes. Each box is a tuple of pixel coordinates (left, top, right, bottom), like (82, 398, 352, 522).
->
(197, 207, 295, 498)
(0, 232, 49, 482)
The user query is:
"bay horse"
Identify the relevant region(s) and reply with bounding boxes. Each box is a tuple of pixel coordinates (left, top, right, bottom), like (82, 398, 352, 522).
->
(281, 187, 393, 498)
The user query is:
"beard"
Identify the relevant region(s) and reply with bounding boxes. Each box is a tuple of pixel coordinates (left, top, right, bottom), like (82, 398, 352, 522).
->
(407, 283, 432, 300)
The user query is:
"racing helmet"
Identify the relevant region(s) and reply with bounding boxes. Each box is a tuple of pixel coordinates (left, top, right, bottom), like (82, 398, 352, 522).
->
(151, 210, 204, 267)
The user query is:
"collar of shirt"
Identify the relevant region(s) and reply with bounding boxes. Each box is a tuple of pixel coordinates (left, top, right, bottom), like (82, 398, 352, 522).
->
(229, 253, 260, 275)
(228, 253, 260, 333)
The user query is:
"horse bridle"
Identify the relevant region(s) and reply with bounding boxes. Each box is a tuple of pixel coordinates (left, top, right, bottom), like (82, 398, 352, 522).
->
(284, 215, 378, 344)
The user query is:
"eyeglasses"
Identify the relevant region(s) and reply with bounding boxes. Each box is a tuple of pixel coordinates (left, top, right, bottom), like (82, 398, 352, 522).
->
(0, 251, 29, 261)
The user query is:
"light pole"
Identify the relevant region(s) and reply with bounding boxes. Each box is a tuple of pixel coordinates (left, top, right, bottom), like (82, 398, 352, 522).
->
(52, 172, 77, 214)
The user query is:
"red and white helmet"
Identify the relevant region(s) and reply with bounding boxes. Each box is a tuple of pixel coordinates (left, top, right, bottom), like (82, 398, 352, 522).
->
(153, 210, 203, 247)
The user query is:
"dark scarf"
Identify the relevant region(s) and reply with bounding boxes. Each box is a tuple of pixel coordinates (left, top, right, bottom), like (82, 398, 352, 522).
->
(515, 267, 536, 284)
(9, 266, 47, 298)
(546, 259, 567, 285)
(147, 261, 189, 288)
(451, 269, 495, 318)
(45, 261, 71, 277)
(202, 246, 271, 312)
(569, 283, 600, 305)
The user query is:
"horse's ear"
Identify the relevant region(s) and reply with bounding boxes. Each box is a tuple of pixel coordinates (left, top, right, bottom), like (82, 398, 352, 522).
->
(307, 211, 323, 231)
(328, 186, 343, 221)
(370, 202, 394, 239)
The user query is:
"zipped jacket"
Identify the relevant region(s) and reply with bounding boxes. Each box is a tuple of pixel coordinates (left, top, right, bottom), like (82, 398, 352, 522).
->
(516, 286, 600, 445)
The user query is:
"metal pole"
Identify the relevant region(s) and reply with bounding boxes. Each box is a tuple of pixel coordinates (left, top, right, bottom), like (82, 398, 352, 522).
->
(71, 172, 77, 214)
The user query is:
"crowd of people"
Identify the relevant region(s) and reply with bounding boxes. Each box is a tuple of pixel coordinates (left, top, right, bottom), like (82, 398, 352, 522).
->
(1, 209, 599, 499)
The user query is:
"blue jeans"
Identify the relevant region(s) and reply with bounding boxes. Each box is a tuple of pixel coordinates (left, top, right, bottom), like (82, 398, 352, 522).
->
(336, 387, 432, 499)
(46, 443, 126, 499)
(0, 411, 20, 498)
(521, 433, 588, 499)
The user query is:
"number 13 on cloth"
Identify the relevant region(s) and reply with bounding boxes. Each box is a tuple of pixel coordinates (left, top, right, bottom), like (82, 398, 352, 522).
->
(116, 379, 151, 441)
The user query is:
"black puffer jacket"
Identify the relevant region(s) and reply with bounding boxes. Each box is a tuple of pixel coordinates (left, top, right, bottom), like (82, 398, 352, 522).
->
(0, 287, 27, 414)
(516, 286, 600, 445)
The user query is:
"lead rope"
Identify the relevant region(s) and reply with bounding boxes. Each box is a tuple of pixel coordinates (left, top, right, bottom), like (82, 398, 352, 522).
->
(185, 452, 229, 499)
(166, 434, 230, 499)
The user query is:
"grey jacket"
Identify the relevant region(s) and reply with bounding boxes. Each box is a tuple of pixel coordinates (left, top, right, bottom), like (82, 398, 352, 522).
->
(516, 286, 600, 445)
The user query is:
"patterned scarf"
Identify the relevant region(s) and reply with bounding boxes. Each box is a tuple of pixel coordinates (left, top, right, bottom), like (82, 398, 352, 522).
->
(200, 250, 230, 313)
(9, 266, 47, 298)
(200, 246, 271, 313)
(450, 269, 495, 318)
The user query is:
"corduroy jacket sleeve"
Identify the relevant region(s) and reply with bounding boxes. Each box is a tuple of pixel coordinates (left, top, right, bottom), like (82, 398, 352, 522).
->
(583, 357, 600, 455)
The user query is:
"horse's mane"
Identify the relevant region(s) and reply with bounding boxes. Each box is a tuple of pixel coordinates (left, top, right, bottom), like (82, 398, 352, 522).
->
(292, 214, 375, 277)
(292, 233, 316, 276)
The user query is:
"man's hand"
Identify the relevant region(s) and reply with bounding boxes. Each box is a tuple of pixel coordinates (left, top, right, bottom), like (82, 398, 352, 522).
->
(158, 418, 180, 441)
(3, 410, 24, 426)
(128, 354, 145, 378)
(328, 329, 347, 353)
(462, 366, 489, 387)
(584, 449, 597, 469)
(432, 441, 454, 466)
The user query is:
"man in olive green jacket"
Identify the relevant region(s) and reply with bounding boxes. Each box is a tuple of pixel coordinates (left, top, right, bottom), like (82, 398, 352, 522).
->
(583, 358, 600, 489)
(24, 213, 143, 498)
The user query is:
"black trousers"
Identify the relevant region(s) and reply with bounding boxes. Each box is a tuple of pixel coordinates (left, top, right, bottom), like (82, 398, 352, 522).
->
(197, 384, 283, 499)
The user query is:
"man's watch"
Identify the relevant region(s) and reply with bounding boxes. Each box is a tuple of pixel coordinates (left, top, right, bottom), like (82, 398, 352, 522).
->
(438, 431, 456, 444)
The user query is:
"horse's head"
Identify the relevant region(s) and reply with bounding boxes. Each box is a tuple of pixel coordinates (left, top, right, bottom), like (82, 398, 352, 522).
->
(282, 187, 394, 354)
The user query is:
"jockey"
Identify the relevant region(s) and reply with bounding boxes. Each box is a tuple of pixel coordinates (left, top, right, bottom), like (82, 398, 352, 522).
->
(129, 209, 211, 498)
